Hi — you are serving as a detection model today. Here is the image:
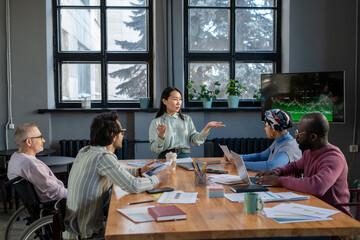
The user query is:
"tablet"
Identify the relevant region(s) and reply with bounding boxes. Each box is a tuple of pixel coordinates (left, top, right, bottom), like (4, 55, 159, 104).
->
(143, 161, 171, 177)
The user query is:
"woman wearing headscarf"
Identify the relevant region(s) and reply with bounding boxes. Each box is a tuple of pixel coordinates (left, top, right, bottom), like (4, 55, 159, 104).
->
(230, 109, 302, 171)
(149, 86, 225, 159)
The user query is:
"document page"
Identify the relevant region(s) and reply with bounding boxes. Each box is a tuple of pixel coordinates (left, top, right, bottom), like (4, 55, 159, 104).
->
(117, 206, 155, 223)
(263, 203, 340, 223)
(157, 190, 198, 204)
(225, 191, 309, 203)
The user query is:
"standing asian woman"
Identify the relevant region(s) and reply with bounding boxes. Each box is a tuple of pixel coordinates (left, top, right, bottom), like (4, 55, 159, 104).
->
(149, 87, 225, 159)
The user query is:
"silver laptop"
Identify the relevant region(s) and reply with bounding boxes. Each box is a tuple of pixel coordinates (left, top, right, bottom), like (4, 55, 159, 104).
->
(230, 150, 269, 192)
(230, 150, 253, 185)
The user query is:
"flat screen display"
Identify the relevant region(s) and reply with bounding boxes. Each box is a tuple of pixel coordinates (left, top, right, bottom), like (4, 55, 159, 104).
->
(261, 71, 345, 122)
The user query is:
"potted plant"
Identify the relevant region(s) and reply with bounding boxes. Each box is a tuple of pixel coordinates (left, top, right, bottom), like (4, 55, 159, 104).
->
(226, 79, 247, 108)
(252, 88, 262, 102)
(186, 81, 221, 108)
(79, 93, 91, 109)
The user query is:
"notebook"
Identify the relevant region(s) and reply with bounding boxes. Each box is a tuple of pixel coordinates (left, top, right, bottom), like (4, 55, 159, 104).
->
(230, 150, 268, 193)
(148, 205, 186, 221)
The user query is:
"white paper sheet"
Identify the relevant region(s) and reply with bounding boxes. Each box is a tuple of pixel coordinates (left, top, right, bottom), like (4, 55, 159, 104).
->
(225, 192, 310, 203)
(117, 206, 155, 223)
(176, 157, 193, 163)
(207, 174, 244, 185)
(157, 190, 198, 204)
(262, 202, 340, 223)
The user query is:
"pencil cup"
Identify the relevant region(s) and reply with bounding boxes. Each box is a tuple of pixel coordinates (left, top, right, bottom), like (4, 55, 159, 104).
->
(244, 192, 264, 214)
(195, 170, 206, 186)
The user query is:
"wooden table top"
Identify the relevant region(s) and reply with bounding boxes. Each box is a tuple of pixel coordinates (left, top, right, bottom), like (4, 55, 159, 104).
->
(105, 158, 360, 240)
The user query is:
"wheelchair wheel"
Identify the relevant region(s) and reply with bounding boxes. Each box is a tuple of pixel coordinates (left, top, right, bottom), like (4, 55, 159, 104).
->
(19, 215, 53, 240)
(4, 206, 31, 240)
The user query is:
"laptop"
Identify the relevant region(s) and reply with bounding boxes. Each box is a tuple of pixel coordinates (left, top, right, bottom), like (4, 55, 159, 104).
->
(230, 150, 268, 193)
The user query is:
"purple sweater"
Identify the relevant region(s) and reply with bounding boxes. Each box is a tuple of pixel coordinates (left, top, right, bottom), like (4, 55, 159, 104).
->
(276, 144, 350, 216)
(7, 152, 67, 202)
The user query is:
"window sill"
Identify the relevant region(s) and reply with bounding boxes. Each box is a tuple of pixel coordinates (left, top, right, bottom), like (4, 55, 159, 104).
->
(38, 107, 261, 114)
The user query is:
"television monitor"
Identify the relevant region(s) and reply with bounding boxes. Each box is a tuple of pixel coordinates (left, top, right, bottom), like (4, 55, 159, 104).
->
(261, 71, 345, 122)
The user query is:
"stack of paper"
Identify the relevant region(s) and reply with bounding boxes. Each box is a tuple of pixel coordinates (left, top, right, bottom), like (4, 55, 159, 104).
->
(207, 174, 244, 185)
(157, 190, 198, 204)
(127, 161, 163, 167)
(263, 203, 340, 223)
(225, 191, 309, 203)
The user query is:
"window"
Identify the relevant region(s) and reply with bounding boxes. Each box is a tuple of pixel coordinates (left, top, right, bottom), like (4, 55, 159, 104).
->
(53, 0, 153, 108)
(184, 0, 281, 107)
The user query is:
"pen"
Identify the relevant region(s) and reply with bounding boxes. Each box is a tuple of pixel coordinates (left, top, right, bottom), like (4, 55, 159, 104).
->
(127, 200, 155, 205)
(201, 162, 207, 175)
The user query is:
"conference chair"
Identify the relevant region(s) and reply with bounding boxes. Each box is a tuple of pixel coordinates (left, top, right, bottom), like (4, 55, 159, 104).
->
(335, 189, 360, 221)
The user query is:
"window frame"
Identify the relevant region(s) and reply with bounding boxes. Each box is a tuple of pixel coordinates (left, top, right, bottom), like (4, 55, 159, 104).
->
(184, 0, 281, 108)
(52, 0, 154, 108)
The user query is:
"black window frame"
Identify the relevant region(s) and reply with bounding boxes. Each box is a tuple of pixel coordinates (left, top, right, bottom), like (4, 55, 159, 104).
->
(184, 0, 281, 108)
(52, 0, 154, 108)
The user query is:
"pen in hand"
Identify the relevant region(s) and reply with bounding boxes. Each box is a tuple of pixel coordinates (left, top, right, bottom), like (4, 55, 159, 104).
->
(127, 200, 155, 205)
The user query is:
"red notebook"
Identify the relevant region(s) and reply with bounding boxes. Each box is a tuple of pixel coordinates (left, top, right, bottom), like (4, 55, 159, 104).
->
(148, 205, 186, 221)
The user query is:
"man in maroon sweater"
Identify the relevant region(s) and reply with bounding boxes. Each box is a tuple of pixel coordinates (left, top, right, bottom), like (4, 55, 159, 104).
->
(256, 112, 351, 215)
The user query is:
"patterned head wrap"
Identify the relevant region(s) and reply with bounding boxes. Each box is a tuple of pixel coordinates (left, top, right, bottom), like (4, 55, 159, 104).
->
(264, 109, 293, 131)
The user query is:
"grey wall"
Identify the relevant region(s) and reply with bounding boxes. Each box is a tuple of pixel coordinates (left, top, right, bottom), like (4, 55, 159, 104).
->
(0, 1, 7, 150)
(286, 0, 360, 182)
(0, 0, 360, 182)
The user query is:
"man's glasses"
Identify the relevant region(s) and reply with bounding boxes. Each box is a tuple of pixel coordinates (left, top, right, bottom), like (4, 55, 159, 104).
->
(120, 129, 126, 136)
(23, 135, 44, 142)
(295, 129, 308, 136)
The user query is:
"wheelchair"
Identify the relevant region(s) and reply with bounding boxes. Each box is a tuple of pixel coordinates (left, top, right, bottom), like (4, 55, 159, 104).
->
(4, 176, 65, 240)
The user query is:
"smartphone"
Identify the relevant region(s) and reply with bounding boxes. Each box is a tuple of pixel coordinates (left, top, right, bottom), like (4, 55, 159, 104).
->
(206, 169, 228, 174)
(146, 187, 174, 194)
(143, 163, 169, 177)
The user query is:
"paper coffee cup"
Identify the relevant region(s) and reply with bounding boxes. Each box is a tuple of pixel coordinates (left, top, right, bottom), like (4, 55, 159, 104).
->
(165, 152, 177, 169)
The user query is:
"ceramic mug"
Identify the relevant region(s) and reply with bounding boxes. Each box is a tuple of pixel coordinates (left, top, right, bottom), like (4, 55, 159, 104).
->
(244, 192, 264, 214)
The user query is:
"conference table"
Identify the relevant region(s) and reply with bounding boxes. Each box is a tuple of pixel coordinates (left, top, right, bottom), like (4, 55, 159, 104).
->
(105, 158, 360, 239)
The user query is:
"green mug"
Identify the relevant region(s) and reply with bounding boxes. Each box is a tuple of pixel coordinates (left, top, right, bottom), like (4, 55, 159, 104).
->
(244, 192, 264, 214)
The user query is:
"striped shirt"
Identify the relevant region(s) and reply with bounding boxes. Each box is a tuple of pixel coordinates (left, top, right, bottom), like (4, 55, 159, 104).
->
(63, 146, 159, 239)
(149, 113, 210, 154)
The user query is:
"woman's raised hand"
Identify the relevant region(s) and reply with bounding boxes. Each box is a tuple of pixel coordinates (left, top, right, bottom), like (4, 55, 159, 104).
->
(204, 121, 226, 132)
(157, 123, 167, 139)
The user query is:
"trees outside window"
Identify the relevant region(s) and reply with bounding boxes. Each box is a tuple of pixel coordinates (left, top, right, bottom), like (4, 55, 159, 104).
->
(53, 0, 152, 108)
(184, 0, 281, 107)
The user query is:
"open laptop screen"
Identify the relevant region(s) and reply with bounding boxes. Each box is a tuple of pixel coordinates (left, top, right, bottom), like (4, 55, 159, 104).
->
(230, 150, 251, 184)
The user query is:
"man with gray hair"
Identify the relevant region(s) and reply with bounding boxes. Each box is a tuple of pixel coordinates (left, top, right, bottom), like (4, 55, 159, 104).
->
(7, 123, 67, 202)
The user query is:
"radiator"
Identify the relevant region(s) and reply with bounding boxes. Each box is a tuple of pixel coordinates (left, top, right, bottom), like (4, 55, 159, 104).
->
(59, 139, 128, 160)
(212, 137, 273, 157)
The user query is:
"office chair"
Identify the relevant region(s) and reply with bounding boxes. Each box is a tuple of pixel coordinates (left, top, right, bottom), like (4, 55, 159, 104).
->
(335, 189, 360, 221)
(69, 216, 104, 240)
(4, 177, 56, 240)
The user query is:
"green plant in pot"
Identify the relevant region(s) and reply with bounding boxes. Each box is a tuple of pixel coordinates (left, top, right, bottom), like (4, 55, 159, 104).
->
(226, 79, 247, 108)
(186, 81, 221, 108)
(252, 88, 262, 102)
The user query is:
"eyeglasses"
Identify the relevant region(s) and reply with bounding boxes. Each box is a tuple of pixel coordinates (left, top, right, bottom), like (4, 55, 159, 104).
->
(120, 129, 126, 136)
(23, 135, 44, 142)
(295, 129, 308, 136)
